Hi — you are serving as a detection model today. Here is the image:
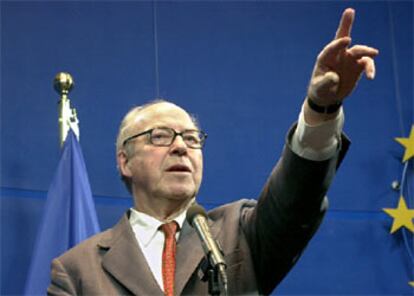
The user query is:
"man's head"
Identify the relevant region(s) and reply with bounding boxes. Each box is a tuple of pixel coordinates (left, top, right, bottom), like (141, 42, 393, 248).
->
(116, 100, 204, 214)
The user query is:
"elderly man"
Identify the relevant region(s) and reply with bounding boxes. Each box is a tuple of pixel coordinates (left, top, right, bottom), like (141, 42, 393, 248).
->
(48, 8, 378, 295)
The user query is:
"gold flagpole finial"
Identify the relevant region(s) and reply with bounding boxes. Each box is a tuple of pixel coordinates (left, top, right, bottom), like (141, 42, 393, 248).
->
(54, 72, 74, 96)
(54, 72, 79, 146)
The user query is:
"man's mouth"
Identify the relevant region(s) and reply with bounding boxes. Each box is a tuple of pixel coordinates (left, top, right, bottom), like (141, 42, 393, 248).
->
(166, 164, 192, 173)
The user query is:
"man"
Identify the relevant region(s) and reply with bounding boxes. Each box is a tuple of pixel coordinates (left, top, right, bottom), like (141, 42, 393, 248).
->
(48, 8, 378, 295)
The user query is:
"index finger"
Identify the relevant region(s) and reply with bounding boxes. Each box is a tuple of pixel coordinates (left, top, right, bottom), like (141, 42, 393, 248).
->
(335, 8, 355, 39)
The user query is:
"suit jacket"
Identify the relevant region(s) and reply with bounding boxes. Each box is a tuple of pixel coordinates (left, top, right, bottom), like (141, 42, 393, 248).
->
(48, 129, 349, 295)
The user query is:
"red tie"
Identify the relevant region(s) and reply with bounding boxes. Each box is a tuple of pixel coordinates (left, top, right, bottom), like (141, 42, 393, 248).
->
(161, 221, 178, 296)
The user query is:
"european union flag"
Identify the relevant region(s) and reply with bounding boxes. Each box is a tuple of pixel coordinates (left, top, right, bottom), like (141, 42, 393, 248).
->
(24, 129, 100, 295)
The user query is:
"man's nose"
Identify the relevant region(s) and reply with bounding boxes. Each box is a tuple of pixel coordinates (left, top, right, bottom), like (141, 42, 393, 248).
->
(169, 135, 188, 155)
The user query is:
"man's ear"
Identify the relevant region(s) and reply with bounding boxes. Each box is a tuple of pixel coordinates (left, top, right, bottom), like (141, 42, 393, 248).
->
(117, 151, 132, 178)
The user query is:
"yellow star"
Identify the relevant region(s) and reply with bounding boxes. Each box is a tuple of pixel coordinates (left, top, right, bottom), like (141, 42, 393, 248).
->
(410, 281, 414, 287)
(383, 196, 414, 233)
(395, 125, 414, 162)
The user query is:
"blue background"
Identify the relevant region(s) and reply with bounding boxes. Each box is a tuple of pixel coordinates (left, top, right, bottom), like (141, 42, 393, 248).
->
(1, 1, 413, 294)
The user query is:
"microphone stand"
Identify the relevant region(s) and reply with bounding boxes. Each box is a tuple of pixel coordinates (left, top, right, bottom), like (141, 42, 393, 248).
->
(200, 245, 228, 296)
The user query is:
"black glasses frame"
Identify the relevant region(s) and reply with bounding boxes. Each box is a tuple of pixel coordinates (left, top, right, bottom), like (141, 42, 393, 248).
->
(122, 127, 207, 149)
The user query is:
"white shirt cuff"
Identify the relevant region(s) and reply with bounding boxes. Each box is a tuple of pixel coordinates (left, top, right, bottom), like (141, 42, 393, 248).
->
(291, 106, 344, 161)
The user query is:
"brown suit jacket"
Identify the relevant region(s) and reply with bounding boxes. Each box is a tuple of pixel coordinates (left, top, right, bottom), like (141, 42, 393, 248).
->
(48, 130, 349, 295)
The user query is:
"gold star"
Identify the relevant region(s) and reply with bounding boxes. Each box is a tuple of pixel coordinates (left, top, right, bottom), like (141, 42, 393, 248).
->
(383, 196, 414, 233)
(410, 281, 414, 287)
(395, 125, 414, 162)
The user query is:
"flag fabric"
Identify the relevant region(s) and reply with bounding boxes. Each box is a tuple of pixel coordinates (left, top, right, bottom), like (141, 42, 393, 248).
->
(24, 129, 100, 295)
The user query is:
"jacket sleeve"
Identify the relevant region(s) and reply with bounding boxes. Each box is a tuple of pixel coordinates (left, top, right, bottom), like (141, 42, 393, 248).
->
(241, 125, 350, 294)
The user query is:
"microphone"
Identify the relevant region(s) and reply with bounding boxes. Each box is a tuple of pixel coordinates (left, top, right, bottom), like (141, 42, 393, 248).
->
(186, 204, 228, 294)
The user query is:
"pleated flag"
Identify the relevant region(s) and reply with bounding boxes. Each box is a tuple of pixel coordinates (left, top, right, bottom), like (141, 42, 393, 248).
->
(24, 129, 100, 295)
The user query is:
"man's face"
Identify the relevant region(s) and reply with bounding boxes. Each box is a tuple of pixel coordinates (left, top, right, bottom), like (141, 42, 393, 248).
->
(119, 102, 203, 205)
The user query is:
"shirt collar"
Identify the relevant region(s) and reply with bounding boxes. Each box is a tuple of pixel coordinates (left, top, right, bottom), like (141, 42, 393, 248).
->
(129, 207, 188, 247)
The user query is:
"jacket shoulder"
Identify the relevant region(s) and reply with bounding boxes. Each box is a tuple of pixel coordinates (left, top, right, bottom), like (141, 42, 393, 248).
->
(54, 213, 129, 268)
(207, 198, 256, 221)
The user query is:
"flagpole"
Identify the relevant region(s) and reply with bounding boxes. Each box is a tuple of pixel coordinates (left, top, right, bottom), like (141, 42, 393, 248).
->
(24, 73, 100, 295)
(54, 72, 79, 146)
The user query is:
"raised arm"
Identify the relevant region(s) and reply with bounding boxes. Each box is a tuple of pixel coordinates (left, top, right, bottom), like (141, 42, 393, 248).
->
(305, 8, 379, 125)
(243, 8, 377, 294)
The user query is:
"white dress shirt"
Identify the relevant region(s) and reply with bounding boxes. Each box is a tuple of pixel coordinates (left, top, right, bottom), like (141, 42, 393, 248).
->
(129, 208, 186, 291)
(128, 107, 344, 291)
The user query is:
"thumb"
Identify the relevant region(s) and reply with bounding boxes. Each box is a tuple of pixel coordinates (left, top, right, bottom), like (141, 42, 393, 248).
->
(309, 71, 340, 103)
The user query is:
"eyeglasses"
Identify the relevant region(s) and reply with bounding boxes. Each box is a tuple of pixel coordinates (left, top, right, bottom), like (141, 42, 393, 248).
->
(123, 127, 207, 149)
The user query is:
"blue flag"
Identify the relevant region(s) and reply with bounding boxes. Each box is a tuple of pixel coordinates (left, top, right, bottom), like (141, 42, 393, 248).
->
(24, 130, 100, 295)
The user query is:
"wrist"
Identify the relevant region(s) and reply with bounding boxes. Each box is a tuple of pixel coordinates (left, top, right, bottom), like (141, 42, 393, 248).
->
(306, 96, 342, 114)
(303, 97, 341, 125)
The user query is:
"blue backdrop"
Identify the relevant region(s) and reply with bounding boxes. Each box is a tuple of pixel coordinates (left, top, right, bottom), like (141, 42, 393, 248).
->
(1, 1, 413, 294)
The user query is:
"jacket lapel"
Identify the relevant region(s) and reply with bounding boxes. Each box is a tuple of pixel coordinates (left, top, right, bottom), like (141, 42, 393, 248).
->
(175, 217, 223, 295)
(98, 214, 164, 296)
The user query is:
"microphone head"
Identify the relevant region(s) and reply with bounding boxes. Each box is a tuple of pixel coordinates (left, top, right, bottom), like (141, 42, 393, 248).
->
(186, 204, 207, 227)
